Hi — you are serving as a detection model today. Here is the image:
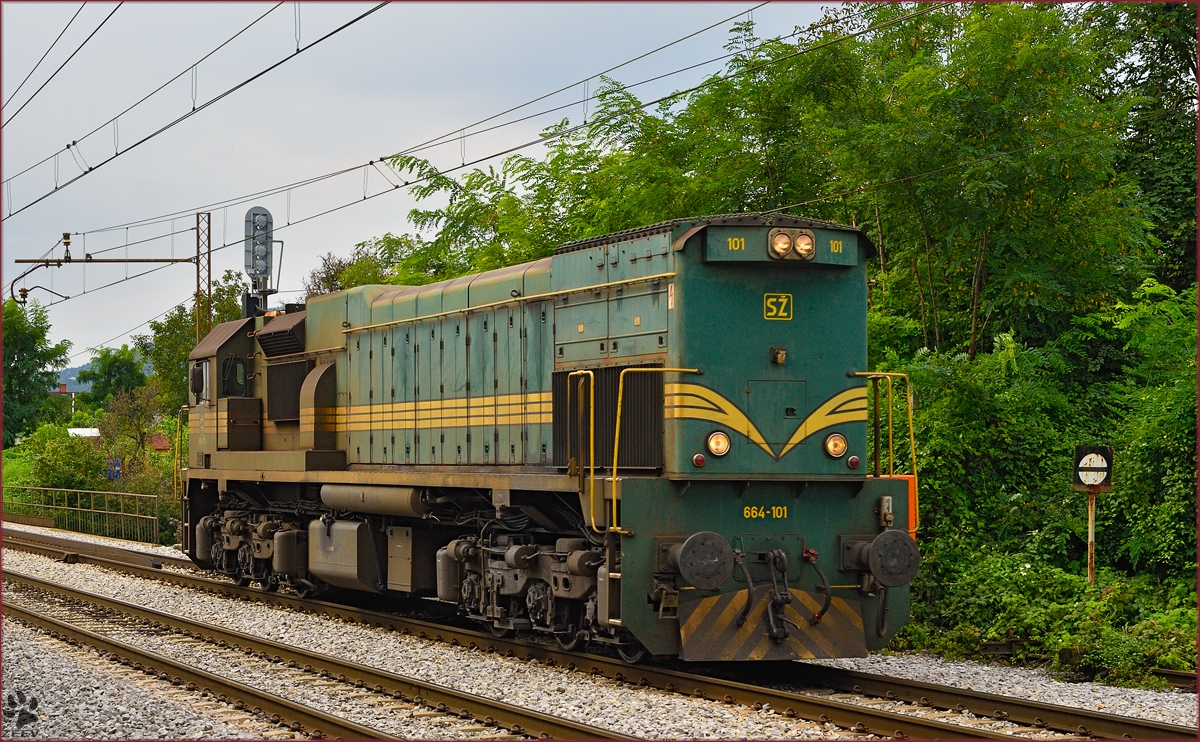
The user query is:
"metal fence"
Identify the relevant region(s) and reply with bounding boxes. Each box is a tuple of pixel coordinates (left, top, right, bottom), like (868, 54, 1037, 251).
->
(2, 485, 160, 544)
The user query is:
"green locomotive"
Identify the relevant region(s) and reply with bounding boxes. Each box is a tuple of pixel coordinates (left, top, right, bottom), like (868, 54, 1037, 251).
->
(183, 212, 920, 662)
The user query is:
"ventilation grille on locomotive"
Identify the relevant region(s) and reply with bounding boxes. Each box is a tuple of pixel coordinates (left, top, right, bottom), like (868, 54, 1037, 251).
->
(552, 364, 663, 470)
(257, 311, 306, 357)
(267, 360, 313, 421)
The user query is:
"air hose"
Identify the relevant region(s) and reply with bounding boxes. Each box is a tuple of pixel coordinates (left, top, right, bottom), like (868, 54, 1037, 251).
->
(803, 548, 832, 625)
(735, 556, 755, 626)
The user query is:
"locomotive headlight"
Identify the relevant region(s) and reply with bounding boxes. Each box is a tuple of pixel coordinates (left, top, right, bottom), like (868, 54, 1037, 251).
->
(769, 232, 793, 258)
(823, 432, 848, 458)
(706, 430, 731, 457)
(794, 233, 816, 260)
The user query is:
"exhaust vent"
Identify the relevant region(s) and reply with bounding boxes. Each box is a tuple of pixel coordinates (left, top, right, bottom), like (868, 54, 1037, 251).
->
(258, 310, 306, 357)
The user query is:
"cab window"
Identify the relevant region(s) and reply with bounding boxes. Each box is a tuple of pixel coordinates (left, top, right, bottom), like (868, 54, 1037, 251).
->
(221, 355, 246, 397)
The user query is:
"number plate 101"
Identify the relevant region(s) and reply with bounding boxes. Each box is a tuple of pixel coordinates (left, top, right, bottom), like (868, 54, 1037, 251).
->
(743, 505, 788, 519)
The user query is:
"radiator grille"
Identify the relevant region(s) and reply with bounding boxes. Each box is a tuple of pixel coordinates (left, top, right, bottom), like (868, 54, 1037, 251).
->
(552, 364, 663, 470)
(267, 360, 313, 421)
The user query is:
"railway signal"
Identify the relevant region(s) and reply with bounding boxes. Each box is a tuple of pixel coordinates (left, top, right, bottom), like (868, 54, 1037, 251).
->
(1073, 445, 1113, 584)
(242, 206, 280, 315)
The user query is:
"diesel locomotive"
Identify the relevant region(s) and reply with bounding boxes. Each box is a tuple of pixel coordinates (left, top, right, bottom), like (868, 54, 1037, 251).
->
(182, 212, 921, 663)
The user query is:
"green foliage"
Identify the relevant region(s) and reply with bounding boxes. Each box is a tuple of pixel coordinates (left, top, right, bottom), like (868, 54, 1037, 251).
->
(98, 378, 166, 472)
(134, 270, 248, 412)
(3, 299, 72, 445)
(303, 234, 437, 296)
(895, 551, 1196, 685)
(2, 446, 34, 487)
(77, 345, 146, 406)
(29, 434, 108, 491)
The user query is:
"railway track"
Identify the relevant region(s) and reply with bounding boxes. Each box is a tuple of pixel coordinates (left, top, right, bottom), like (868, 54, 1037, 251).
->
(3, 569, 624, 740)
(5, 526, 1194, 739)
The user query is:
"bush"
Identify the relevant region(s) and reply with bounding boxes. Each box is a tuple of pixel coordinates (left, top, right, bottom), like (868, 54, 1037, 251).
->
(30, 435, 108, 491)
(895, 550, 1196, 686)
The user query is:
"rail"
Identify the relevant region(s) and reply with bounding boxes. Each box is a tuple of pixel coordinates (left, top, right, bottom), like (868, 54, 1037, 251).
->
(4, 570, 631, 740)
(2, 485, 160, 544)
(6, 526, 1191, 740)
(854, 371, 919, 535)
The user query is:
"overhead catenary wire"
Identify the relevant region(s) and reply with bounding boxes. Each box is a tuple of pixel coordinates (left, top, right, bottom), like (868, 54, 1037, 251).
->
(3, 2, 122, 128)
(48, 102, 1141, 313)
(3, 3, 283, 188)
(65, 2, 865, 239)
(44, 2, 956, 309)
(3, 2, 87, 110)
(65, 297, 184, 360)
(2, 2, 386, 221)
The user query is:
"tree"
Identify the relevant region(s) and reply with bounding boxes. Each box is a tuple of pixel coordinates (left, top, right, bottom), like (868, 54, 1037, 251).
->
(3, 299, 71, 445)
(301, 234, 433, 298)
(77, 345, 146, 406)
(99, 378, 166, 471)
(134, 271, 248, 412)
(302, 252, 355, 297)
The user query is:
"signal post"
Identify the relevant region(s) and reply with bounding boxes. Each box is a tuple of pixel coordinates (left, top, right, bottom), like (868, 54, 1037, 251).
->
(1073, 445, 1114, 584)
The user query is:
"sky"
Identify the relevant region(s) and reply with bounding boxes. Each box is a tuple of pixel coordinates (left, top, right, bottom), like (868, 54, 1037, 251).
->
(2, 1, 834, 366)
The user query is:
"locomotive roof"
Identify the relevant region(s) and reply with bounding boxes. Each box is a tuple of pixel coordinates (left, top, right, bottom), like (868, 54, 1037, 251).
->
(553, 212, 876, 257)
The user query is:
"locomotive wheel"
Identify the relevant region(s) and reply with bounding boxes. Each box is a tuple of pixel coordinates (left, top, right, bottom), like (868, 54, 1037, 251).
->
(233, 570, 252, 588)
(295, 584, 315, 600)
(555, 629, 585, 652)
(487, 623, 518, 639)
(617, 639, 649, 664)
(259, 575, 279, 593)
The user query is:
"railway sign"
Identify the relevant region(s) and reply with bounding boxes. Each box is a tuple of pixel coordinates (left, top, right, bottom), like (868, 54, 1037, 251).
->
(1073, 445, 1113, 492)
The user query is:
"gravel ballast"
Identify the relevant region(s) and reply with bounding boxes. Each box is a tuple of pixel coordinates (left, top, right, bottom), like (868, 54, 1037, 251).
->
(1, 615, 271, 740)
(809, 652, 1196, 727)
(5, 540, 1193, 734)
(2, 549, 852, 740)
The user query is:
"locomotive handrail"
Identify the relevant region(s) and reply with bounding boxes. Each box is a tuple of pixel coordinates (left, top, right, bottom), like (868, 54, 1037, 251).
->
(173, 405, 186, 501)
(342, 272, 678, 334)
(610, 366, 700, 535)
(566, 369, 602, 533)
(854, 371, 920, 535)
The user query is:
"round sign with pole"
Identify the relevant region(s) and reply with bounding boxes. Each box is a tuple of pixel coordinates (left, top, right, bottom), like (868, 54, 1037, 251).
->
(1073, 445, 1113, 584)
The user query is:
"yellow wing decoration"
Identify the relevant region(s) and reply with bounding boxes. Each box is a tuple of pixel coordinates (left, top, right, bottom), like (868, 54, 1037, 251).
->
(666, 383, 868, 461)
(665, 383, 775, 459)
(777, 387, 868, 458)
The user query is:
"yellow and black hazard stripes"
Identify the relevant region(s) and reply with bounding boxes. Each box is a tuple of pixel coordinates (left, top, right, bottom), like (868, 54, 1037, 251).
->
(337, 391, 552, 432)
(677, 586, 868, 661)
(665, 383, 868, 461)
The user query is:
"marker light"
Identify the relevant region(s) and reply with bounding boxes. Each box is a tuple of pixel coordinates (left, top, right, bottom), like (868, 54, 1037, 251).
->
(692, 453, 707, 467)
(706, 431, 731, 457)
(769, 232, 793, 258)
(824, 432, 848, 458)
(794, 233, 816, 260)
